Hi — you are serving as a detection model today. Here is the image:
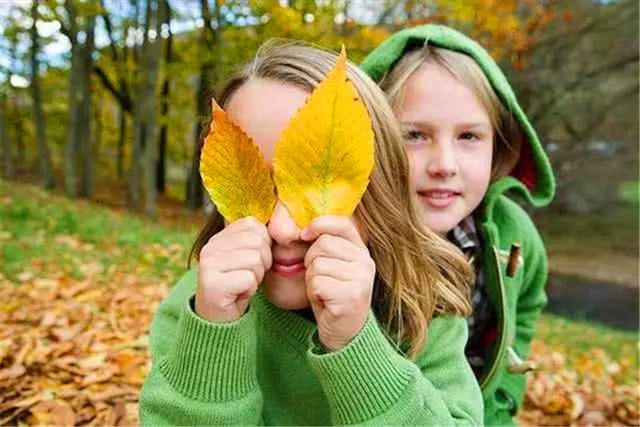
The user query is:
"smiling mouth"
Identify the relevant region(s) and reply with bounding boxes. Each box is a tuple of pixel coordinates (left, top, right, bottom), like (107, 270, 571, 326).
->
(417, 189, 461, 208)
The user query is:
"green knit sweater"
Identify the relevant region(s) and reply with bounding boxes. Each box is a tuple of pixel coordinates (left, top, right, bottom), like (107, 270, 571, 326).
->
(139, 269, 483, 425)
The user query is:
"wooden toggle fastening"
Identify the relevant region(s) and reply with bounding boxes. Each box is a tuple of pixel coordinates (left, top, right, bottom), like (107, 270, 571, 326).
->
(506, 243, 521, 278)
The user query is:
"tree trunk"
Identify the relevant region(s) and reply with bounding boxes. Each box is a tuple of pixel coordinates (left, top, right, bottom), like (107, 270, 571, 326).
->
(95, 0, 134, 185)
(64, 0, 80, 197)
(132, 0, 166, 217)
(16, 118, 26, 165)
(128, 0, 144, 208)
(186, 65, 209, 210)
(78, 15, 96, 198)
(94, 87, 102, 161)
(65, 46, 80, 197)
(186, 0, 220, 209)
(129, 110, 142, 207)
(117, 105, 126, 178)
(0, 92, 14, 178)
(156, 1, 172, 194)
(156, 129, 167, 193)
(31, 0, 55, 189)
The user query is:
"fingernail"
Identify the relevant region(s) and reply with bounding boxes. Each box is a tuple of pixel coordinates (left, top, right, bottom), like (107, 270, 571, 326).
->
(300, 228, 309, 240)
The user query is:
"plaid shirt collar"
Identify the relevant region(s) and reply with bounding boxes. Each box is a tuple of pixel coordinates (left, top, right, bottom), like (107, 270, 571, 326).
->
(448, 215, 481, 255)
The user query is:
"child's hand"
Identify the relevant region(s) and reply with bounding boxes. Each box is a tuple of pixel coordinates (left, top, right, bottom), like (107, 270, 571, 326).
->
(195, 217, 272, 323)
(301, 216, 375, 352)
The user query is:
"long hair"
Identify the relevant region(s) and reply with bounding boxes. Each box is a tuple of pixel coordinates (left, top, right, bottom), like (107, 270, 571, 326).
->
(190, 40, 473, 359)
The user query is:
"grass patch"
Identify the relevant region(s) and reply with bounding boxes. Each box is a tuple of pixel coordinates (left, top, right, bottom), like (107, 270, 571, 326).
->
(0, 179, 197, 283)
(619, 180, 640, 205)
(537, 313, 638, 364)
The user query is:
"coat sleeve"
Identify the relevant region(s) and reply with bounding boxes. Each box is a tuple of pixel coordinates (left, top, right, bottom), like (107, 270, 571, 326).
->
(307, 313, 484, 426)
(138, 270, 264, 426)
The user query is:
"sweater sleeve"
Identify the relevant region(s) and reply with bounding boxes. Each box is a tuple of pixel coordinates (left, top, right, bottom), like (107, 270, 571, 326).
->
(306, 313, 483, 426)
(139, 271, 264, 426)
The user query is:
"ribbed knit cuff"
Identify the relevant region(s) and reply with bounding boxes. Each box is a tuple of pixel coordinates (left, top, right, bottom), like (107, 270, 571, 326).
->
(307, 311, 414, 424)
(159, 295, 258, 402)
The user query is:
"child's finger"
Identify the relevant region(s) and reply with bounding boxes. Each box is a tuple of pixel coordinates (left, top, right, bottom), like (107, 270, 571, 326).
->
(218, 249, 268, 284)
(203, 230, 271, 263)
(306, 256, 352, 281)
(300, 215, 366, 249)
(227, 216, 271, 243)
(220, 269, 260, 295)
(304, 234, 359, 268)
(306, 274, 344, 307)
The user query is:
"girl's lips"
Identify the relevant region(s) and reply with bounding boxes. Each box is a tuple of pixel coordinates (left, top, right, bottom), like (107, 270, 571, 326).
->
(417, 189, 461, 209)
(271, 258, 306, 277)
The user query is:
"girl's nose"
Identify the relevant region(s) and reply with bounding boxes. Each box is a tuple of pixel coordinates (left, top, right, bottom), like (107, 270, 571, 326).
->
(427, 140, 458, 178)
(267, 201, 302, 246)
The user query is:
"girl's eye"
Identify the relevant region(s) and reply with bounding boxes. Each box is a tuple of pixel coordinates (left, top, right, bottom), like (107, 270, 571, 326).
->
(403, 130, 427, 144)
(459, 132, 480, 142)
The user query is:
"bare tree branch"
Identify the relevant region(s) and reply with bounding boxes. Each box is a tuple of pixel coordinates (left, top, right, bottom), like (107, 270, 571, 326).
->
(92, 64, 132, 112)
(531, 52, 639, 123)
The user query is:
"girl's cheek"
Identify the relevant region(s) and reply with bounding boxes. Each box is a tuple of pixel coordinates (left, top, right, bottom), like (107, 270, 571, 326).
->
(406, 150, 424, 185)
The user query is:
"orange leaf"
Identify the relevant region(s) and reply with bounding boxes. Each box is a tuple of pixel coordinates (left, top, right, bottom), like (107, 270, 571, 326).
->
(199, 100, 277, 223)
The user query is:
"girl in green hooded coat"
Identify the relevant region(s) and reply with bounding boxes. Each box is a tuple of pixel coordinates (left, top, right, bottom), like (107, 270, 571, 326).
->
(361, 25, 556, 426)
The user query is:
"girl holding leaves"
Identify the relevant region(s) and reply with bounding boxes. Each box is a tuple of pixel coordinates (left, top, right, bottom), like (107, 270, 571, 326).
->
(139, 41, 483, 426)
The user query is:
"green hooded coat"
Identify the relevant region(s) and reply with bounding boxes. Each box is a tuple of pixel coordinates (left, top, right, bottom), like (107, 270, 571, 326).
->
(361, 24, 556, 426)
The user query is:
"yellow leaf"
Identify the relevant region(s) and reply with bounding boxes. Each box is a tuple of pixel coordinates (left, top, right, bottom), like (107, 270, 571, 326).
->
(199, 100, 277, 224)
(77, 353, 107, 370)
(273, 46, 375, 227)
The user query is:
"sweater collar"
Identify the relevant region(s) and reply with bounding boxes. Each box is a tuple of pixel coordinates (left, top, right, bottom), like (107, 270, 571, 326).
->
(252, 290, 317, 351)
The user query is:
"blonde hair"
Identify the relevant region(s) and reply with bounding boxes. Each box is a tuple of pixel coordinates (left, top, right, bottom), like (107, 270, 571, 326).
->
(380, 45, 523, 180)
(190, 40, 473, 359)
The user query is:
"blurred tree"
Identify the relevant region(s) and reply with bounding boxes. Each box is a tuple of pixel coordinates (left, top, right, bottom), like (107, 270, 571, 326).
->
(52, 0, 100, 197)
(0, 20, 16, 179)
(156, 1, 173, 195)
(30, 0, 55, 189)
(505, 0, 639, 213)
(374, 0, 548, 64)
(185, 0, 221, 210)
(0, 90, 12, 179)
(93, 0, 134, 179)
(3, 0, 636, 219)
(132, 0, 168, 217)
(511, 0, 638, 142)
